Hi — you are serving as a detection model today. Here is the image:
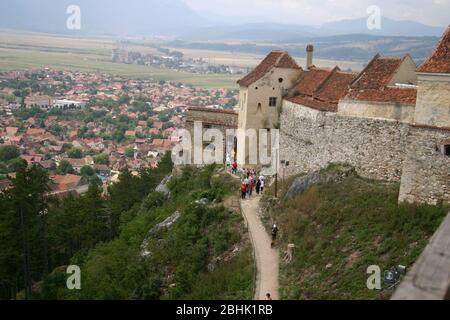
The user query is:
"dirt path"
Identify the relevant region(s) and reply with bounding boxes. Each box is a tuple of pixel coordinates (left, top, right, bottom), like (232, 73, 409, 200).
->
(241, 196, 279, 300)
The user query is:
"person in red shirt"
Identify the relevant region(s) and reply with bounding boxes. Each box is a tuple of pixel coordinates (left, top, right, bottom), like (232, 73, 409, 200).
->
(232, 161, 238, 174)
(241, 182, 247, 200)
(249, 178, 255, 197)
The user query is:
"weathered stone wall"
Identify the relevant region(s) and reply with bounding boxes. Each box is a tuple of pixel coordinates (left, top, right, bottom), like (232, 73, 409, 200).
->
(338, 99, 415, 123)
(280, 101, 410, 182)
(414, 75, 450, 129)
(280, 100, 450, 205)
(399, 127, 450, 205)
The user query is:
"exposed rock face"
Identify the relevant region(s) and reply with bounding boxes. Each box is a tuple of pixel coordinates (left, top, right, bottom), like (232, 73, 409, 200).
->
(140, 211, 181, 258)
(285, 165, 355, 200)
(155, 175, 172, 198)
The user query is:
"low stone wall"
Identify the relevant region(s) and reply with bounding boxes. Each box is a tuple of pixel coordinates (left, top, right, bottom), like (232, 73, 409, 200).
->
(280, 101, 410, 182)
(399, 126, 450, 205)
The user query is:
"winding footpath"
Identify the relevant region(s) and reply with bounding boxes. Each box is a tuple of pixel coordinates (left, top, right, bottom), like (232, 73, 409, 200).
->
(241, 196, 279, 300)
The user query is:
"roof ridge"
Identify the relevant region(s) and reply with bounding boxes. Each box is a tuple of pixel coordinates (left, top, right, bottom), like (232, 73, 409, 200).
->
(314, 66, 340, 97)
(417, 24, 450, 73)
(274, 52, 286, 66)
(350, 53, 381, 88)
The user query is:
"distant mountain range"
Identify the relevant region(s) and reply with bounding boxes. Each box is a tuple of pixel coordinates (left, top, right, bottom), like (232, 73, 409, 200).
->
(168, 33, 439, 64)
(183, 17, 445, 42)
(0, 0, 208, 36)
(0, 0, 445, 38)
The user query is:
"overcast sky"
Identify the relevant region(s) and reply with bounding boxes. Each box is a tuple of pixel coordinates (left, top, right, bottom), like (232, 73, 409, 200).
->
(185, 0, 450, 26)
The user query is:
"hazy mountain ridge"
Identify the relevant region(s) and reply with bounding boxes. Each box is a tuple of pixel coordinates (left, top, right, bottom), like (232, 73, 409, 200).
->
(0, 0, 445, 38)
(0, 0, 208, 35)
(183, 17, 445, 42)
(168, 33, 439, 64)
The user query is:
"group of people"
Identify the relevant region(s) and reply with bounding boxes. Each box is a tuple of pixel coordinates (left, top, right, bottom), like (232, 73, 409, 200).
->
(239, 167, 265, 200)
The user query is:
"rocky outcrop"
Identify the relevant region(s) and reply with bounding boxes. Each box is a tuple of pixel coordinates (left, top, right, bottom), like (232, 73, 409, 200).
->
(155, 175, 172, 198)
(285, 165, 355, 200)
(140, 211, 181, 258)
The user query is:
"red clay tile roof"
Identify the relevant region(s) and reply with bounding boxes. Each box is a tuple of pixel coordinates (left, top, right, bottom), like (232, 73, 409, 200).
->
(151, 139, 177, 149)
(345, 54, 417, 104)
(345, 87, 417, 104)
(417, 25, 450, 73)
(316, 71, 357, 102)
(351, 54, 405, 90)
(187, 107, 238, 115)
(285, 67, 356, 112)
(238, 51, 301, 87)
(285, 95, 338, 112)
(51, 174, 82, 192)
(289, 68, 332, 96)
(26, 128, 46, 136)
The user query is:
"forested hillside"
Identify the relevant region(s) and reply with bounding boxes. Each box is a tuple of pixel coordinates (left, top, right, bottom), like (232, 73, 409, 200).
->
(0, 158, 254, 300)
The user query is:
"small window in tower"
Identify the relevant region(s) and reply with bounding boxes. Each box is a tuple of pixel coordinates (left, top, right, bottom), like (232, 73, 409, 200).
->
(444, 144, 450, 156)
(269, 97, 277, 107)
(278, 78, 283, 83)
(255, 87, 258, 90)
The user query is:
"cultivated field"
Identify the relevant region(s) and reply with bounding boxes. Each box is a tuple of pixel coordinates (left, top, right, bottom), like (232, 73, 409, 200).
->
(0, 30, 240, 89)
(166, 46, 365, 71)
(0, 30, 365, 89)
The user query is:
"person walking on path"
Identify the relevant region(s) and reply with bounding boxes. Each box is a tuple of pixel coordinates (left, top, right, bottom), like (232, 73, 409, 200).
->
(256, 178, 261, 195)
(243, 177, 249, 199)
(271, 224, 279, 248)
(232, 161, 238, 175)
(249, 177, 255, 197)
(241, 182, 247, 200)
(260, 177, 265, 194)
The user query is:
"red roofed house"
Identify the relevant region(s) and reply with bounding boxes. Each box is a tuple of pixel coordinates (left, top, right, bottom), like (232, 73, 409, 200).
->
(50, 174, 89, 195)
(339, 53, 418, 122)
(414, 25, 450, 129)
(151, 139, 177, 153)
(6, 127, 18, 137)
(237, 50, 303, 130)
(26, 128, 46, 136)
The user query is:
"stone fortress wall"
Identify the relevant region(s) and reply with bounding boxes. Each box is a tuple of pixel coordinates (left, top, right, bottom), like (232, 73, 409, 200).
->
(279, 100, 450, 205)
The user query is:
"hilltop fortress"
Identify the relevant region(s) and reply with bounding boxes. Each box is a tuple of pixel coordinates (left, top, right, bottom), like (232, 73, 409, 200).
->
(186, 26, 450, 205)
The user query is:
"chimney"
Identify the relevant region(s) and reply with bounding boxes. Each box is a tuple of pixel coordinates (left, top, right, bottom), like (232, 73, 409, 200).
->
(306, 44, 314, 70)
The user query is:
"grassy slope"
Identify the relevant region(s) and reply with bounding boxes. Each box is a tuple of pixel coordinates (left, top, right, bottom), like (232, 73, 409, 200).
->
(262, 173, 448, 300)
(37, 166, 254, 300)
